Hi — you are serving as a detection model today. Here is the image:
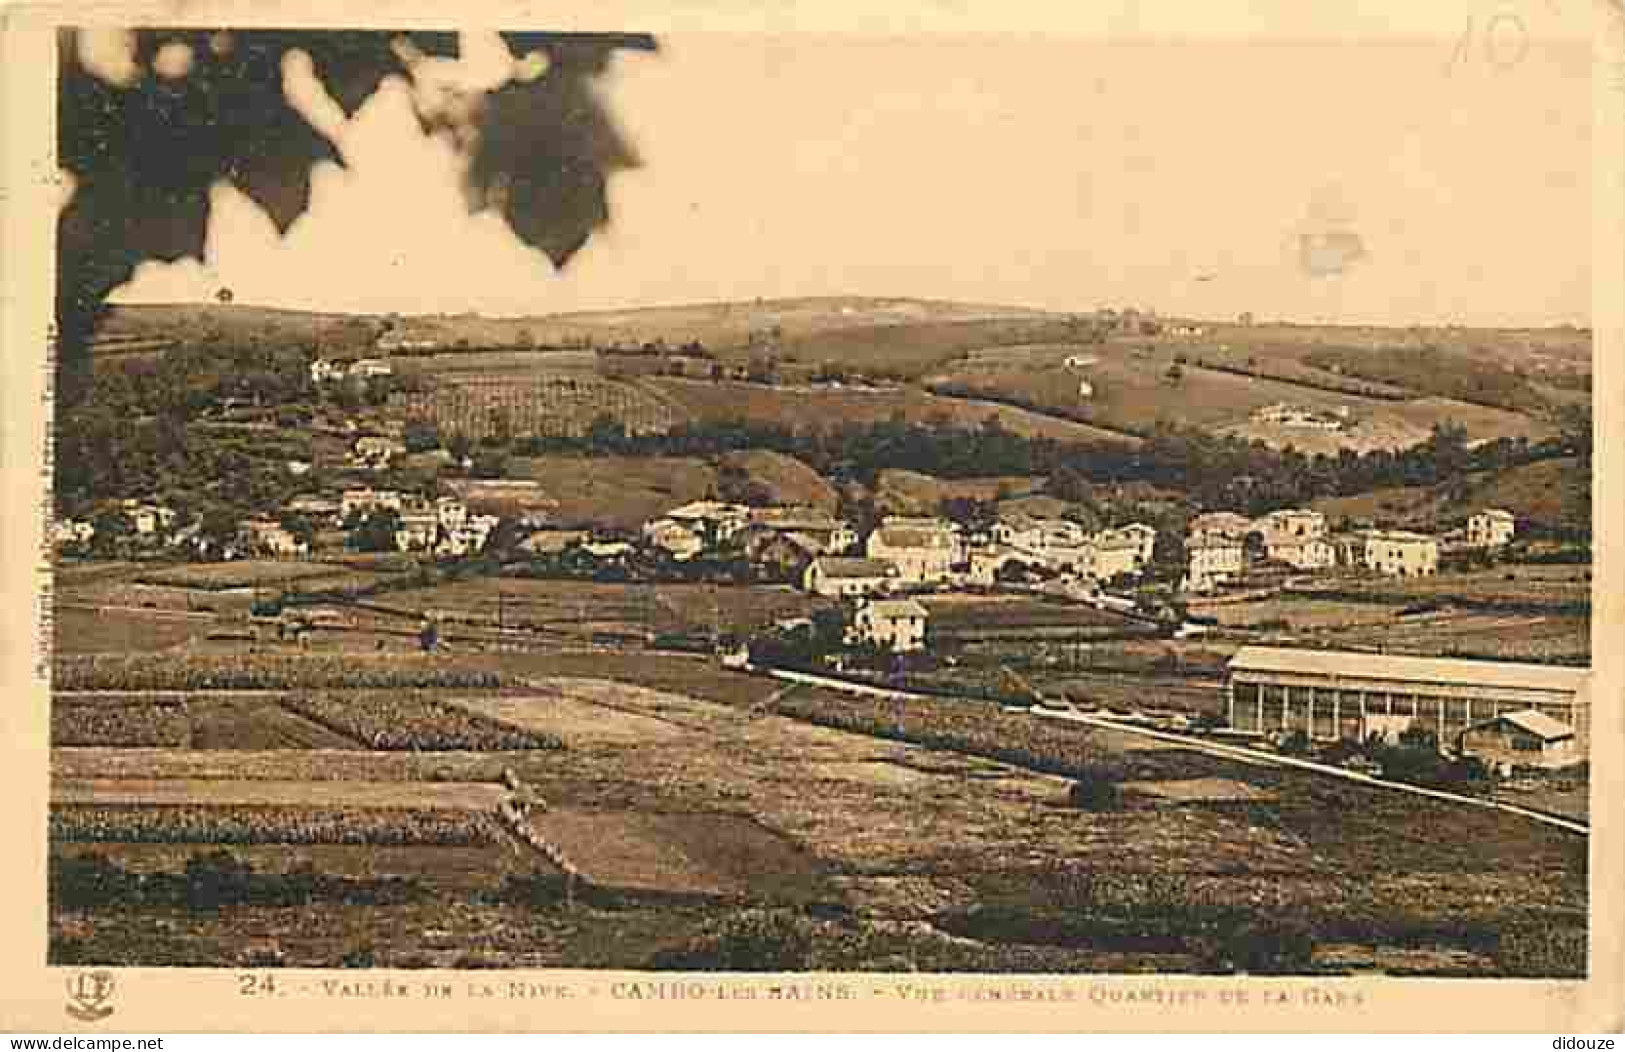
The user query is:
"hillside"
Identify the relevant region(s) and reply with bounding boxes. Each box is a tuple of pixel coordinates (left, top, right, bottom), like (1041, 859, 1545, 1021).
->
(927, 340, 1561, 453)
(1310, 457, 1588, 533)
(647, 377, 1136, 444)
(85, 300, 1586, 487)
(872, 470, 1046, 517)
(507, 455, 718, 530)
(96, 297, 1055, 360)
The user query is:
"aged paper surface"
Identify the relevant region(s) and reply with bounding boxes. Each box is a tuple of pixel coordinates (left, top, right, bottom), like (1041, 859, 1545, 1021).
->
(1, 0, 1621, 1033)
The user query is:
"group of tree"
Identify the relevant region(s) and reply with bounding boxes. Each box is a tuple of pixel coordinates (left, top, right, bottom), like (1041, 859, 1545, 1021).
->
(499, 410, 1585, 525)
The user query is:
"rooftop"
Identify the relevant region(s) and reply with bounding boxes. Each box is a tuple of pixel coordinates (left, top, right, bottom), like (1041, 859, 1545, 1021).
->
(865, 598, 929, 619)
(1229, 646, 1590, 695)
(874, 528, 955, 550)
(814, 557, 898, 579)
(667, 501, 749, 520)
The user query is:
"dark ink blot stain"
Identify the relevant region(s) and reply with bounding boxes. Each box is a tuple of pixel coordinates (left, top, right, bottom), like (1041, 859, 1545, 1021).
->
(1298, 228, 1367, 278)
(1294, 185, 1367, 279)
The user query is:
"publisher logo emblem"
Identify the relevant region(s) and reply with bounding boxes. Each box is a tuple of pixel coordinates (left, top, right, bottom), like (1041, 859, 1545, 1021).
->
(65, 969, 115, 1022)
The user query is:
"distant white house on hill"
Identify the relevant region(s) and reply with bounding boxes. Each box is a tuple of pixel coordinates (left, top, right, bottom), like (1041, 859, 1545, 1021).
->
(1466, 508, 1516, 549)
(237, 517, 307, 557)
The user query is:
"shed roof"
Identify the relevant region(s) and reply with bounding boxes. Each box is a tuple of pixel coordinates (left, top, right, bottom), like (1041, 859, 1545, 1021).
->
(1229, 646, 1589, 694)
(1468, 708, 1575, 741)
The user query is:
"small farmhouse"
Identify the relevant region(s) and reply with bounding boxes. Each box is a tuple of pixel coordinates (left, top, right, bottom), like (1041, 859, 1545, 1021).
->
(394, 503, 440, 552)
(804, 556, 899, 598)
(850, 598, 930, 653)
(1187, 511, 1253, 544)
(341, 488, 403, 521)
(746, 531, 821, 582)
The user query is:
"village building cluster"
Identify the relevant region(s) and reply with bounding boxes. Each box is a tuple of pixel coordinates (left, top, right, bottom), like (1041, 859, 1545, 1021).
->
(52, 485, 499, 562)
(1179, 506, 1515, 592)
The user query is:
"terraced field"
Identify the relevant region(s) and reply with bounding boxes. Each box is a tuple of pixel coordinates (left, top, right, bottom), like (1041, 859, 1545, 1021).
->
(48, 648, 1587, 974)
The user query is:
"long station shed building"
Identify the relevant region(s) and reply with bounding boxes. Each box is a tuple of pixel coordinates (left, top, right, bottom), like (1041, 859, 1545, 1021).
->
(1226, 646, 1591, 748)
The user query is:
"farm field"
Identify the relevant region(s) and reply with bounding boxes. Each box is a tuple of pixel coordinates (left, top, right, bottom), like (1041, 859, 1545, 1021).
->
(1309, 458, 1589, 533)
(135, 560, 353, 591)
(648, 377, 1137, 444)
(370, 578, 827, 640)
(1319, 612, 1591, 664)
(53, 841, 549, 892)
(1184, 587, 1590, 662)
(185, 696, 363, 750)
(1291, 565, 1591, 611)
(53, 652, 507, 692)
(52, 778, 508, 810)
(57, 577, 254, 616)
(925, 340, 1558, 452)
(448, 688, 692, 744)
(1187, 596, 1411, 630)
(921, 594, 1154, 642)
(534, 808, 825, 900)
(50, 650, 1586, 973)
(53, 606, 208, 654)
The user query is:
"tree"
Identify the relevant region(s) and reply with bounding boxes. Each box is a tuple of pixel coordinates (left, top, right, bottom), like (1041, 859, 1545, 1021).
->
(584, 414, 628, 454)
(471, 447, 509, 480)
(1067, 765, 1123, 811)
(55, 28, 657, 408)
(351, 510, 400, 553)
(1149, 525, 1188, 585)
(745, 356, 779, 385)
(1048, 463, 1093, 504)
(278, 513, 317, 549)
(87, 508, 134, 556)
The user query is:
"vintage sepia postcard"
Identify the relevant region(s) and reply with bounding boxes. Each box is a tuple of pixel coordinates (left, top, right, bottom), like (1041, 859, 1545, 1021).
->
(0, 0, 1620, 1033)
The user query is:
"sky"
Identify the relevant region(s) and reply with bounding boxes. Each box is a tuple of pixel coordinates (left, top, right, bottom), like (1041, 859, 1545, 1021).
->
(102, 26, 1593, 327)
